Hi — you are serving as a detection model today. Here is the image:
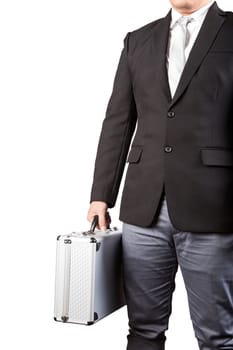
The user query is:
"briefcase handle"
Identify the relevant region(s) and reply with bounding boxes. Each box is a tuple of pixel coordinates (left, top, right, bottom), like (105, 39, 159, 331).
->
(89, 214, 110, 233)
(90, 215, 99, 232)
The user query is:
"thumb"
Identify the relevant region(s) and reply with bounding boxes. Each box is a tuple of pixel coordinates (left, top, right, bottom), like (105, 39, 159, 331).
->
(98, 213, 108, 231)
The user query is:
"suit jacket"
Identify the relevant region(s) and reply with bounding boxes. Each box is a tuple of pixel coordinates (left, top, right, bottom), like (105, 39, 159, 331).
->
(89, 1, 233, 233)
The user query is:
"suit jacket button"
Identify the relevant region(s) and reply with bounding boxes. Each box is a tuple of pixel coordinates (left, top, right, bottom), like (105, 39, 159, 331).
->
(164, 146, 172, 153)
(168, 111, 175, 118)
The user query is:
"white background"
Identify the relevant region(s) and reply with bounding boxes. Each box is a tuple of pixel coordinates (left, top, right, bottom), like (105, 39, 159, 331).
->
(0, 1, 231, 349)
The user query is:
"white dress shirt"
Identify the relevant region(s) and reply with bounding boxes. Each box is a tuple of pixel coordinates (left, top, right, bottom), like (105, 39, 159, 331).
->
(167, 0, 215, 70)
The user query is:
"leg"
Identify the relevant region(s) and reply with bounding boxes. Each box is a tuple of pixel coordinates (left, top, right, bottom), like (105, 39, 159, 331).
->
(122, 195, 179, 350)
(174, 231, 233, 350)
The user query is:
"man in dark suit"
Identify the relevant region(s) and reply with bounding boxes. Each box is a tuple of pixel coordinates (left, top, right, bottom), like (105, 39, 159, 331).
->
(87, 1, 233, 349)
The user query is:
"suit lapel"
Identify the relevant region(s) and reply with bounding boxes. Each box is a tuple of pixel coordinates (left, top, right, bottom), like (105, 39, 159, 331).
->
(152, 10, 172, 102)
(169, 2, 226, 109)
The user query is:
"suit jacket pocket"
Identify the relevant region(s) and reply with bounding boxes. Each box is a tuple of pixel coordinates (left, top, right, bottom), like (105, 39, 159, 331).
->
(200, 148, 233, 166)
(126, 146, 143, 163)
(208, 50, 233, 54)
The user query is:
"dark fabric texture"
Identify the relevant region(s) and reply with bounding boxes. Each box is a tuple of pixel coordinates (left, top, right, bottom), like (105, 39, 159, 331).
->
(122, 193, 233, 350)
(89, 2, 233, 232)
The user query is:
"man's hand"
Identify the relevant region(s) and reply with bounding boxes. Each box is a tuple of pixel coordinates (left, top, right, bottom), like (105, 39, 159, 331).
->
(87, 201, 111, 231)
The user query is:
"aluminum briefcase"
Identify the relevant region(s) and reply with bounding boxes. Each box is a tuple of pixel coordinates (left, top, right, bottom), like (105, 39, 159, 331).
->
(54, 216, 125, 325)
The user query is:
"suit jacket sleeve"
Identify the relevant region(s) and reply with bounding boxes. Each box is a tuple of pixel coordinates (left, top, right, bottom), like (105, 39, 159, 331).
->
(89, 32, 138, 208)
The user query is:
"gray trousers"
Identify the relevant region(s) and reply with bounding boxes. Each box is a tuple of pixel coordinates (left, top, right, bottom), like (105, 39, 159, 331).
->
(122, 193, 233, 350)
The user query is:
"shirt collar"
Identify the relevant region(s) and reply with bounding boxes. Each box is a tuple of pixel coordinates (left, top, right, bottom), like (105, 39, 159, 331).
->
(170, 0, 215, 29)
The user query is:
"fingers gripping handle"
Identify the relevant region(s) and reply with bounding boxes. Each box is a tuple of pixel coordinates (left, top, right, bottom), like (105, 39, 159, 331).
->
(90, 215, 99, 233)
(89, 214, 110, 233)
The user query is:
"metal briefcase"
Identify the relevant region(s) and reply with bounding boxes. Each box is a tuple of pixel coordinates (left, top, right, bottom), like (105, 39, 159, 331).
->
(54, 216, 125, 325)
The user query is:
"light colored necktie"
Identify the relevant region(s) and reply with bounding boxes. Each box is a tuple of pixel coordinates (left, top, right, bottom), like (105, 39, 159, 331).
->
(168, 16, 193, 98)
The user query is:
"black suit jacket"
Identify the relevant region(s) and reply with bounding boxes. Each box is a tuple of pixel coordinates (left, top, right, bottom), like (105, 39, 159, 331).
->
(90, 2, 233, 233)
